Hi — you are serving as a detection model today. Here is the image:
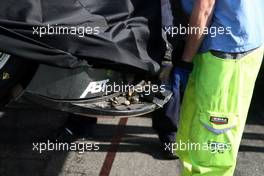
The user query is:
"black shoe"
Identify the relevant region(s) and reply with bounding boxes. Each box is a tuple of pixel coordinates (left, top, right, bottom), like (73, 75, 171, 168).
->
(161, 142, 179, 160)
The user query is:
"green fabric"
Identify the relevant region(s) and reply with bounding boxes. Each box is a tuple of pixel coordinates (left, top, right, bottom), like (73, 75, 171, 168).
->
(176, 46, 264, 176)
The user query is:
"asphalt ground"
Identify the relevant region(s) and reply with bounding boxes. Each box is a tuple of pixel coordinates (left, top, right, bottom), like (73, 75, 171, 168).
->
(0, 78, 263, 176)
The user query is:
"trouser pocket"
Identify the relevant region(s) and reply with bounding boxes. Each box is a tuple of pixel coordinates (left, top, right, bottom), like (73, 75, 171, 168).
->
(199, 111, 238, 135)
(188, 111, 237, 166)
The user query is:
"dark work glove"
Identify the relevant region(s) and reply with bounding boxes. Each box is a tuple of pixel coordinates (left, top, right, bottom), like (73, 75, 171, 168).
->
(172, 60, 193, 94)
(165, 60, 193, 127)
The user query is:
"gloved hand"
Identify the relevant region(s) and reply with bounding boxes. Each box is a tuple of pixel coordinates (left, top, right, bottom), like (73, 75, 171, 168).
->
(164, 60, 193, 127)
(172, 60, 193, 94)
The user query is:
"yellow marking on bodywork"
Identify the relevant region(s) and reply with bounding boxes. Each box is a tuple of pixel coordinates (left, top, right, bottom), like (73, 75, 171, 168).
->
(2, 72, 11, 80)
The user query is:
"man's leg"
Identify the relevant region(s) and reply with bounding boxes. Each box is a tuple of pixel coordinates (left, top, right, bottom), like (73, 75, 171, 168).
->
(176, 47, 264, 176)
(152, 107, 178, 159)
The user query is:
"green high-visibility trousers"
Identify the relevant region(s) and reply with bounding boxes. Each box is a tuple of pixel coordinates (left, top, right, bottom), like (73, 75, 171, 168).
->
(176, 46, 264, 176)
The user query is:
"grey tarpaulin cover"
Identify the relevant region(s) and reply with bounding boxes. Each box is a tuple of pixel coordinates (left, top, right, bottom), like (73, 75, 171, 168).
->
(0, 0, 164, 74)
